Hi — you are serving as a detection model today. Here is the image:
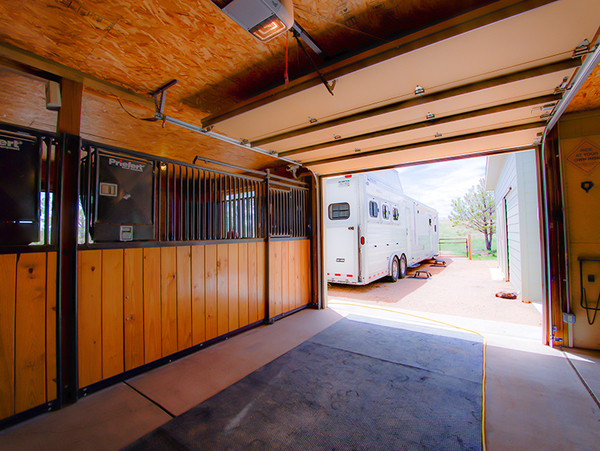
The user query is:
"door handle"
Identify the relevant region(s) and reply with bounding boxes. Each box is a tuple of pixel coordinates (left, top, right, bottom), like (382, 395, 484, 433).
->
(348, 226, 354, 230)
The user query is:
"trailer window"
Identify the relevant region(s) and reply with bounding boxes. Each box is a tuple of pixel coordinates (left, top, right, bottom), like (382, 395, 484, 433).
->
(392, 207, 399, 221)
(382, 204, 390, 220)
(369, 201, 379, 218)
(328, 202, 350, 220)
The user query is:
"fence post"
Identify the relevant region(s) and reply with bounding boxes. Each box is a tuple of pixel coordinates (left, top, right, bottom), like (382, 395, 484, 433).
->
(468, 235, 472, 260)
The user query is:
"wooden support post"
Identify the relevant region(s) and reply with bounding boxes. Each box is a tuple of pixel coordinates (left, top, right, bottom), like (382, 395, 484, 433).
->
(468, 235, 472, 260)
(56, 79, 83, 408)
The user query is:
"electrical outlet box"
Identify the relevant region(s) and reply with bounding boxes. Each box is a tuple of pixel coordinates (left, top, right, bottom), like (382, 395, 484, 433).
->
(588, 274, 595, 283)
(45, 81, 61, 111)
(563, 312, 576, 324)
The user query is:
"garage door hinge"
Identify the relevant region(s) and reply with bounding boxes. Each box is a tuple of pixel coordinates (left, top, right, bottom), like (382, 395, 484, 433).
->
(572, 39, 597, 58)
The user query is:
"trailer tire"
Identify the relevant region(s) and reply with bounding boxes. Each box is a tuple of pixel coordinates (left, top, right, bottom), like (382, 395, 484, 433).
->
(389, 256, 400, 282)
(399, 254, 407, 279)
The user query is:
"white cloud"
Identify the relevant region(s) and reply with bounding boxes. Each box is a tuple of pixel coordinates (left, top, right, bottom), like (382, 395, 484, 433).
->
(395, 157, 487, 218)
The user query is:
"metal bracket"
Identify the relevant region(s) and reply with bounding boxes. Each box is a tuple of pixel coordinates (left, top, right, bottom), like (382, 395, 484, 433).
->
(151, 79, 179, 118)
(572, 39, 593, 58)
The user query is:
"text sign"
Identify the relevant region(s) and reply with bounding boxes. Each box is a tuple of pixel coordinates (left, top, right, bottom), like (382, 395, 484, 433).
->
(566, 140, 600, 174)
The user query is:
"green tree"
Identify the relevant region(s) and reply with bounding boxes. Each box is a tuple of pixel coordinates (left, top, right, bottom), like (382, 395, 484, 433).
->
(449, 178, 495, 251)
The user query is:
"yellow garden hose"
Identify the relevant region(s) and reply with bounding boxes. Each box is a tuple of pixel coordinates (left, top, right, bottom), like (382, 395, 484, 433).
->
(328, 300, 488, 451)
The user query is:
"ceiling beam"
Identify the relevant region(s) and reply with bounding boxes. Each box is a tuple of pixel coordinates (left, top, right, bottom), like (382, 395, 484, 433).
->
(303, 122, 545, 166)
(281, 94, 560, 156)
(202, 0, 559, 128)
(0, 41, 155, 111)
(253, 58, 578, 147)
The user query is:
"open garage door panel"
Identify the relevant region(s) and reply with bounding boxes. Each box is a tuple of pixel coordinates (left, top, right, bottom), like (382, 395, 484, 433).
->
(206, 0, 600, 175)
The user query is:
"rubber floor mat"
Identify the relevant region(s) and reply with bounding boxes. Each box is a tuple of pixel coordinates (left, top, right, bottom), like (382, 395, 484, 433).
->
(122, 315, 483, 451)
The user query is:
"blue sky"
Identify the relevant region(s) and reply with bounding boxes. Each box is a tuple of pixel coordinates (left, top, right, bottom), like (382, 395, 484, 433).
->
(395, 156, 488, 219)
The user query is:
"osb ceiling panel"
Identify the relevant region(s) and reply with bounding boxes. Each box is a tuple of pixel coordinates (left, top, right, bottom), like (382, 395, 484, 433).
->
(0, 0, 496, 119)
(0, 0, 598, 176)
(567, 59, 600, 114)
(211, 0, 599, 141)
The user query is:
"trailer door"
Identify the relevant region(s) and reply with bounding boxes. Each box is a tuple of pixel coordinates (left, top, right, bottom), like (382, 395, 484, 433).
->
(326, 177, 360, 284)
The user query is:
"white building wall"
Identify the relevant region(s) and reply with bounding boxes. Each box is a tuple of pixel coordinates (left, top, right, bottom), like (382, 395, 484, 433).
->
(516, 151, 543, 303)
(489, 150, 542, 303)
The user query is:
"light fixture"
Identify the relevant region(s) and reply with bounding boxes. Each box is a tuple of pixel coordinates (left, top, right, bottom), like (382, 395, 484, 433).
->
(435, 132, 442, 140)
(221, 0, 294, 42)
(414, 85, 425, 96)
(308, 117, 318, 124)
(426, 112, 435, 120)
(333, 134, 342, 140)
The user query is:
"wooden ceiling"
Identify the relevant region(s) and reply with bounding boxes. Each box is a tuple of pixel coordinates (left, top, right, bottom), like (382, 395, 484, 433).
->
(0, 0, 599, 174)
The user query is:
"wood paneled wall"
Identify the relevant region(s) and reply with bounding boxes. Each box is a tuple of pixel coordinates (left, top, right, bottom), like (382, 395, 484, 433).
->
(77, 243, 266, 388)
(269, 240, 311, 317)
(0, 239, 310, 421)
(0, 252, 57, 421)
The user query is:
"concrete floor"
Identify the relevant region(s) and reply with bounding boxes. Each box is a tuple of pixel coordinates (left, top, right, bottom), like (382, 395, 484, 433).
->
(1, 306, 599, 451)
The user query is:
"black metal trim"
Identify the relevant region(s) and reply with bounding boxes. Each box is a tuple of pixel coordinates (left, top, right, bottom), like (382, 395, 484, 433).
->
(76, 318, 265, 398)
(0, 120, 60, 139)
(76, 238, 267, 251)
(0, 400, 58, 432)
(56, 133, 80, 409)
(269, 236, 310, 242)
(0, 245, 59, 255)
(264, 170, 272, 324)
(270, 303, 310, 323)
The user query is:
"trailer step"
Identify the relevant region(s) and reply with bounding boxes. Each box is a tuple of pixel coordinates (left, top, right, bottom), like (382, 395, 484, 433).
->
(431, 259, 446, 267)
(412, 270, 432, 279)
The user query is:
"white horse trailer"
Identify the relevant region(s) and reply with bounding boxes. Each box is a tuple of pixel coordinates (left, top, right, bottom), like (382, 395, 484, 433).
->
(326, 170, 439, 285)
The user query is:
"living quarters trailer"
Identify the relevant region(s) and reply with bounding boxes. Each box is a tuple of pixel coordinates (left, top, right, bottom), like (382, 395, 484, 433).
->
(326, 170, 439, 285)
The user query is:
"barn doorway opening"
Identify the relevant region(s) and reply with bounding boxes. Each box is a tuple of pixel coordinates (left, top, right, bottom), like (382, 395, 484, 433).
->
(324, 152, 544, 340)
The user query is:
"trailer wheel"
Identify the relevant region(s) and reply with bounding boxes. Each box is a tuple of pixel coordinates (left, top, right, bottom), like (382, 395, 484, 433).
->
(399, 255, 407, 279)
(389, 256, 400, 282)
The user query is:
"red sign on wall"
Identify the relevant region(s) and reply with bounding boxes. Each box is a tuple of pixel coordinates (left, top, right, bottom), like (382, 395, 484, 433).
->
(566, 140, 600, 174)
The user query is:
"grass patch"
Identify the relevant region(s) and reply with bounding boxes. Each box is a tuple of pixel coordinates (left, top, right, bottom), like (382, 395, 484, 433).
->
(439, 219, 496, 260)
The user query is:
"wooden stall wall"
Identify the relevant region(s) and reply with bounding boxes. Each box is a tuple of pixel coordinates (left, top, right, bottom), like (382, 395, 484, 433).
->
(269, 239, 312, 318)
(77, 242, 265, 388)
(0, 252, 57, 421)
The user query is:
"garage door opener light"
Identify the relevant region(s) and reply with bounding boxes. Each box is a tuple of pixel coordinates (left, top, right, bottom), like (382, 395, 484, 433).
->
(221, 0, 294, 42)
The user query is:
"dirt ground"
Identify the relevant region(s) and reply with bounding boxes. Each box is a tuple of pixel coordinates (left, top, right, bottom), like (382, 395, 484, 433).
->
(327, 257, 543, 327)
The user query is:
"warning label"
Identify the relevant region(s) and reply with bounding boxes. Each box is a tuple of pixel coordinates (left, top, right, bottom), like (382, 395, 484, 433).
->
(566, 140, 600, 174)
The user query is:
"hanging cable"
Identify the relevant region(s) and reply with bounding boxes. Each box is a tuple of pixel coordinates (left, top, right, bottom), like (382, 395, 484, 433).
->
(116, 97, 157, 121)
(285, 30, 290, 86)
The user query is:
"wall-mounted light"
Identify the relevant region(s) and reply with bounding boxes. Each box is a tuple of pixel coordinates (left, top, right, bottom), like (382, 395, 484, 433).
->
(435, 132, 442, 140)
(426, 112, 435, 120)
(221, 0, 294, 42)
(414, 85, 425, 96)
(333, 134, 342, 140)
(308, 117, 318, 124)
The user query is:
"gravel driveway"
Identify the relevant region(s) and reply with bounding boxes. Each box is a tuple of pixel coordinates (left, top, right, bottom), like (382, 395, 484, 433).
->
(327, 257, 542, 327)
